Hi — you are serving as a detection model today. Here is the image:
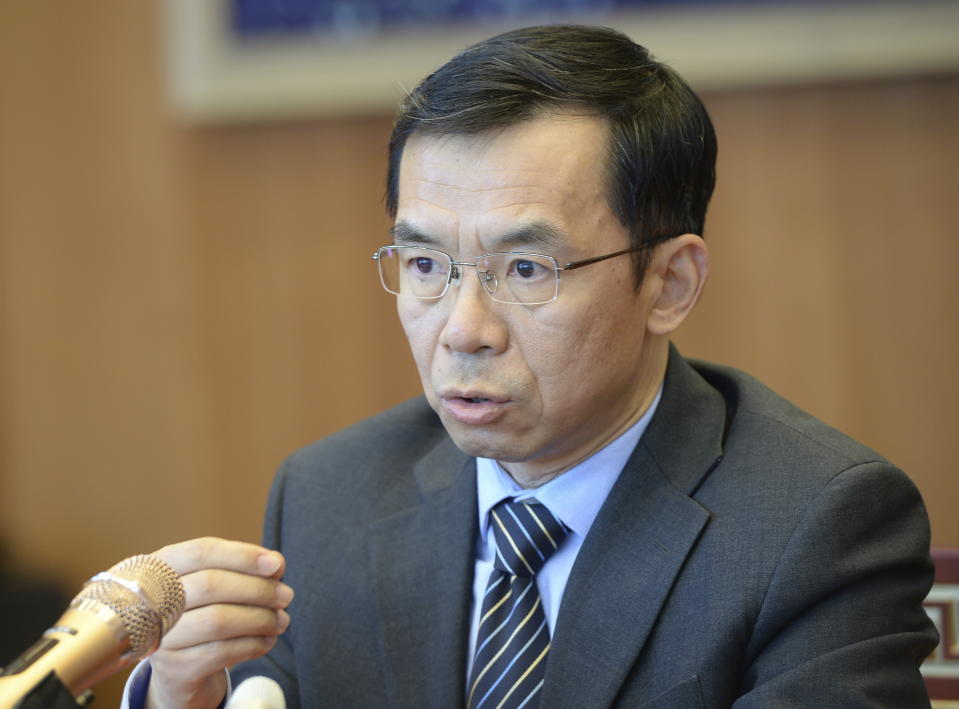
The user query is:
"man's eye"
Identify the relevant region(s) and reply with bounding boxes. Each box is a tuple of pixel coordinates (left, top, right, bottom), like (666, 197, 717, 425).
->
(412, 257, 438, 274)
(509, 259, 545, 279)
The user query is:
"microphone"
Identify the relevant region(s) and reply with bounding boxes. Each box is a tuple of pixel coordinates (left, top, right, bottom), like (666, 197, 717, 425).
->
(0, 554, 185, 709)
(225, 676, 286, 709)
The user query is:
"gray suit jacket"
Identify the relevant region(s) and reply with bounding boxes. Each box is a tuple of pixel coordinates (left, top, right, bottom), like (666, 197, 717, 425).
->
(235, 347, 937, 707)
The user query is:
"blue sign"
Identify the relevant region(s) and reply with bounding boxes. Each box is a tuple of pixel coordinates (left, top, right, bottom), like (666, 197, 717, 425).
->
(231, 0, 790, 39)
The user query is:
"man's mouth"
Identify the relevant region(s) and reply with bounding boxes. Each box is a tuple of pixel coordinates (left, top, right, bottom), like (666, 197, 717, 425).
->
(440, 391, 511, 425)
(442, 388, 509, 403)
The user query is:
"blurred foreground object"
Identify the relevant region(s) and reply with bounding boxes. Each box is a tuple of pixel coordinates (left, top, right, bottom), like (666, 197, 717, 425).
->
(226, 676, 287, 709)
(0, 555, 185, 708)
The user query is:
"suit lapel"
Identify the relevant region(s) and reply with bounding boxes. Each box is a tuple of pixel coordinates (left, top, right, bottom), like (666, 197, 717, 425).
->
(368, 435, 477, 709)
(541, 347, 727, 708)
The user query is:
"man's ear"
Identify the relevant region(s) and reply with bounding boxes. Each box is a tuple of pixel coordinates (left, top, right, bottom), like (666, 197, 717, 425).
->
(645, 234, 709, 336)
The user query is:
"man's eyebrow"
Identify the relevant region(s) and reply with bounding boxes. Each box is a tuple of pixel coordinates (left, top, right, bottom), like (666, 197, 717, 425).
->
(390, 221, 440, 246)
(493, 222, 565, 251)
(390, 220, 566, 251)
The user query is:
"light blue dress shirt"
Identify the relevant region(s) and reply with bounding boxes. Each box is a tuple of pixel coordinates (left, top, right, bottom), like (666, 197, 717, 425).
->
(467, 387, 662, 674)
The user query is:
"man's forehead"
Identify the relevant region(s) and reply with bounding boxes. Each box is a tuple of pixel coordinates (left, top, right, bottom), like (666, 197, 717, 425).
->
(399, 126, 606, 215)
(401, 140, 561, 195)
(402, 115, 607, 180)
(391, 218, 566, 251)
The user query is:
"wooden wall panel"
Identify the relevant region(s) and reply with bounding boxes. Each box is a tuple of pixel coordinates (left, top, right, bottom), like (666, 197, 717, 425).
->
(0, 1, 956, 703)
(179, 119, 420, 543)
(0, 2, 218, 570)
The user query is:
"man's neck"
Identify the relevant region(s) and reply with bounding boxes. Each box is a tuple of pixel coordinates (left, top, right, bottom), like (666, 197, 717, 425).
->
(501, 340, 669, 489)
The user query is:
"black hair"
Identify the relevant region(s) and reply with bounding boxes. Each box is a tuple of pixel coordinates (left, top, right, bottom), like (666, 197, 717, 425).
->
(385, 24, 717, 285)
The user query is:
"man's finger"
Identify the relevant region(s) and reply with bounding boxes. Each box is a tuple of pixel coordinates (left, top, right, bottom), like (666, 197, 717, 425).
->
(179, 568, 294, 610)
(152, 634, 279, 685)
(161, 604, 290, 650)
(152, 536, 285, 578)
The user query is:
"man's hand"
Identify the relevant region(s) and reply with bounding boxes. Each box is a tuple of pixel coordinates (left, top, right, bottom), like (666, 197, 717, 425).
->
(144, 537, 293, 709)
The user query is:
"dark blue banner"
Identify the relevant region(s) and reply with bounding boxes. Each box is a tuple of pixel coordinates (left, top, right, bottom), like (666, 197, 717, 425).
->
(232, 0, 813, 39)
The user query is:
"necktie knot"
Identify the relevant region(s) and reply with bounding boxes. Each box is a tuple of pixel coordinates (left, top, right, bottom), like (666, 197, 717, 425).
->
(489, 499, 568, 577)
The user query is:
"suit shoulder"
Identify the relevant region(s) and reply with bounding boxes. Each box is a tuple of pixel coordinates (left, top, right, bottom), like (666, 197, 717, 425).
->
(305, 395, 443, 452)
(276, 396, 448, 498)
(685, 358, 928, 578)
(689, 358, 892, 472)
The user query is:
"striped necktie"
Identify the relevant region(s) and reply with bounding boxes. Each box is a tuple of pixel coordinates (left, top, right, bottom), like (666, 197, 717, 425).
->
(466, 499, 569, 709)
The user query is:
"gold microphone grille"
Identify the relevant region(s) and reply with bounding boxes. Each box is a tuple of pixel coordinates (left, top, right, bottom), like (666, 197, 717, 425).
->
(107, 555, 185, 636)
(73, 554, 185, 658)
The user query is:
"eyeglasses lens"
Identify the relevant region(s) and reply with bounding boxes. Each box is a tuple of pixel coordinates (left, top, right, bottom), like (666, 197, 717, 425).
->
(477, 254, 558, 304)
(377, 247, 450, 299)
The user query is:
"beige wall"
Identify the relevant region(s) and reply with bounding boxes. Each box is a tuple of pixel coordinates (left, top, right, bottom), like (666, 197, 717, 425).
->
(1, 2, 957, 703)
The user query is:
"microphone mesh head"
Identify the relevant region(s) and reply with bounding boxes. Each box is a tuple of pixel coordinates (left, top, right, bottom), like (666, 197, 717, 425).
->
(73, 554, 185, 658)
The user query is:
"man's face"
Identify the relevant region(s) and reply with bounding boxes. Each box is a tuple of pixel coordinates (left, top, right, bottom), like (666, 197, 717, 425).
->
(394, 113, 665, 485)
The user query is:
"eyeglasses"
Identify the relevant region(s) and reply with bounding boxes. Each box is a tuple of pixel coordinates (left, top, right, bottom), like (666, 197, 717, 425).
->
(371, 235, 675, 305)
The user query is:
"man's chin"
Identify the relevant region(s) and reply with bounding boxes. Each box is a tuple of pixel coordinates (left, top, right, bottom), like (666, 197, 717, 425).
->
(441, 420, 527, 463)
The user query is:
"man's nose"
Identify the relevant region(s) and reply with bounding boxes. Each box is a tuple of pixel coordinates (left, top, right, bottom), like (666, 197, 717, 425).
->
(438, 266, 509, 355)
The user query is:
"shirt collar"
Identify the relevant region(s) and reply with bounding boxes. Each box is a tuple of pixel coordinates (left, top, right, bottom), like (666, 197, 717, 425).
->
(476, 385, 663, 539)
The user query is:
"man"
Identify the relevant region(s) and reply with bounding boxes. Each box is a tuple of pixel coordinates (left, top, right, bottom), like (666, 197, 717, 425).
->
(128, 25, 937, 708)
